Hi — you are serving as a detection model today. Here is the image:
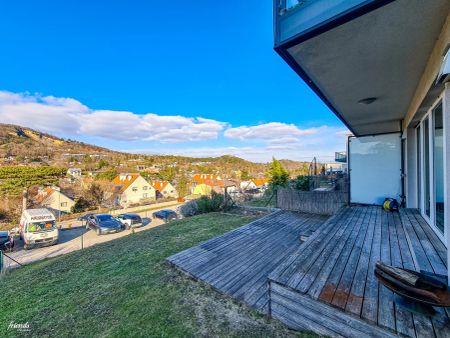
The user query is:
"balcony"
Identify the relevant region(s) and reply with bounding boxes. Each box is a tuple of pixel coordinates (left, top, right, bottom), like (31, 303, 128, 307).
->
(273, 0, 450, 136)
(274, 0, 377, 47)
(335, 151, 347, 163)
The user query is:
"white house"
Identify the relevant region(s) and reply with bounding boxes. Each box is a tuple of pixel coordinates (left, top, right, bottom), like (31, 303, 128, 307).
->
(67, 168, 82, 178)
(37, 186, 75, 215)
(240, 178, 269, 191)
(112, 174, 156, 207)
(150, 180, 178, 199)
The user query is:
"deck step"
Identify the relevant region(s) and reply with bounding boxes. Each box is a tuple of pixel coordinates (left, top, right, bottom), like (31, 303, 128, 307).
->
(270, 281, 398, 338)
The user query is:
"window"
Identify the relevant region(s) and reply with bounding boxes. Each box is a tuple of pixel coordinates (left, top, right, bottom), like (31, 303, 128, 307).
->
(143, 186, 147, 190)
(61, 202, 67, 207)
(143, 193, 148, 198)
(132, 187, 138, 192)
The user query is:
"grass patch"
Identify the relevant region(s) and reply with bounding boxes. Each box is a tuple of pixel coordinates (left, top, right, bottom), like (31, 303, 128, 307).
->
(240, 195, 277, 208)
(0, 212, 312, 337)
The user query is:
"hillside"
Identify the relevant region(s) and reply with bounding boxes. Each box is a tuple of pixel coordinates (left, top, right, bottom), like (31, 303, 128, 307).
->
(0, 123, 313, 181)
(0, 123, 115, 162)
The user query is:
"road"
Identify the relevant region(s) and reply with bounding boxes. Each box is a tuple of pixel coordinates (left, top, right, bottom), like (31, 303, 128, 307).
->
(3, 204, 181, 270)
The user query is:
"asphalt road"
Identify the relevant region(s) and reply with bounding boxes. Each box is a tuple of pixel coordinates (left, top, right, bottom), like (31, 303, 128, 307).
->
(3, 205, 180, 269)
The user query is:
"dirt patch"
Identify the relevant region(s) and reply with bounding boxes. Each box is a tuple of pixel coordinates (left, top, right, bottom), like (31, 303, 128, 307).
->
(168, 269, 311, 338)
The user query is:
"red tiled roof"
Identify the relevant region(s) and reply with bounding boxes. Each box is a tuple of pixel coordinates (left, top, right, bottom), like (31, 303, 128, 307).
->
(150, 180, 169, 192)
(190, 174, 224, 187)
(252, 178, 269, 187)
(112, 174, 140, 193)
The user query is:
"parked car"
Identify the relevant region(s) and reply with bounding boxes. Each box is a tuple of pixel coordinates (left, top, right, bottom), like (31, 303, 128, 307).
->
(78, 213, 94, 221)
(152, 209, 178, 222)
(86, 214, 123, 235)
(0, 231, 14, 252)
(116, 213, 144, 230)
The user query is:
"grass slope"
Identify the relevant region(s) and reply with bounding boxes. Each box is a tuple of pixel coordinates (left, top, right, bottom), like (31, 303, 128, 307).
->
(0, 213, 310, 337)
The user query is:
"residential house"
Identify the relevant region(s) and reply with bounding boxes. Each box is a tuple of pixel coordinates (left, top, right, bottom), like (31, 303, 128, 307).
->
(150, 180, 178, 199)
(112, 174, 156, 207)
(272, 0, 450, 335)
(189, 174, 224, 195)
(36, 186, 75, 215)
(240, 178, 269, 191)
(67, 167, 82, 178)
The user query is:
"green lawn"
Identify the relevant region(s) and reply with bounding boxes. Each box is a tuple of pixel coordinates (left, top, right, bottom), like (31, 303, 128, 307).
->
(0, 212, 311, 337)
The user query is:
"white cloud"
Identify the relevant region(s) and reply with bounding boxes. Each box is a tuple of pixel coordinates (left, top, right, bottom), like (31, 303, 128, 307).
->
(129, 126, 349, 162)
(0, 90, 226, 143)
(224, 122, 318, 142)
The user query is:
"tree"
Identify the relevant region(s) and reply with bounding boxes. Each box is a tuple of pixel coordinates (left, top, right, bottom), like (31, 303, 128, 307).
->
(267, 157, 289, 188)
(240, 169, 252, 181)
(86, 183, 105, 206)
(96, 168, 118, 181)
(176, 174, 189, 197)
(97, 159, 109, 170)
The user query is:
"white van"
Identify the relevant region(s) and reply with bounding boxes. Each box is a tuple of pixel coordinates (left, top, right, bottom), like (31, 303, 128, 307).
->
(19, 208, 59, 249)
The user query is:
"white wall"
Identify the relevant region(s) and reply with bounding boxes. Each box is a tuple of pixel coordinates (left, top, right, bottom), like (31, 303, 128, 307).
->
(349, 133, 402, 205)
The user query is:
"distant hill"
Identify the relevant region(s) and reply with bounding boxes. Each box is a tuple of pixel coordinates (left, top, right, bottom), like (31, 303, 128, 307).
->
(0, 123, 311, 178)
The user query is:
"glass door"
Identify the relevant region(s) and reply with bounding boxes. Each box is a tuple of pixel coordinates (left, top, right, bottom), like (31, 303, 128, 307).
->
(433, 103, 444, 234)
(417, 98, 446, 241)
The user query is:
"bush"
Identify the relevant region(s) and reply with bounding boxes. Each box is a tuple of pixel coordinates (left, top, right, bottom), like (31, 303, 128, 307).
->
(178, 200, 199, 218)
(197, 192, 226, 213)
(71, 197, 92, 213)
(179, 192, 230, 217)
(294, 175, 310, 191)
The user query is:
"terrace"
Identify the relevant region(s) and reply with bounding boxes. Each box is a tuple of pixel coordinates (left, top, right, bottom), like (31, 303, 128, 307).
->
(168, 206, 450, 337)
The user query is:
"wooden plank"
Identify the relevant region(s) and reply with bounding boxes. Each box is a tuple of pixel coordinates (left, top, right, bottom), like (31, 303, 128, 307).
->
(269, 208, 352, 284)
(377, 210, 396, 332)
(295, 209, 357, 298)
(409, 209, 447, 268)
(331, 206, 374, 309)
(393, 211, 435, 337)
(318, 206, 369, 304)
(287, 207, 360, 291)
(361, 206, 382, 324)
(344, 206, 377, 315)
(305, 207, 361, 299)
(271, 282, 398, 338)
(387, 211, 415, 338)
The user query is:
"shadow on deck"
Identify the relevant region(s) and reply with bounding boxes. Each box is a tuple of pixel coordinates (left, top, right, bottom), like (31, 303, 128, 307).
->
(167, 206, 449, 337)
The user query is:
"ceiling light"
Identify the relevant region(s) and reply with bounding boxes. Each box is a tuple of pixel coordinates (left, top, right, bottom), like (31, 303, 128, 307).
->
(358, 97, 377, 105)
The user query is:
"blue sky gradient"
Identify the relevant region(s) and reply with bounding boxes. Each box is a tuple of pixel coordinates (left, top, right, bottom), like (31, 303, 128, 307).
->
(0, 1, 347, 162)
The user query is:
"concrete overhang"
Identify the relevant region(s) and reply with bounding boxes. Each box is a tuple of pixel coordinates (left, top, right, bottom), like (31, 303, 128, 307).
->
(275, 0, 450, 136)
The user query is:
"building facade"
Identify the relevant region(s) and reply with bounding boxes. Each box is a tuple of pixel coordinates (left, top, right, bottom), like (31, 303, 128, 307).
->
(112, 174, 156, 207)
(274, 0, 449, 278)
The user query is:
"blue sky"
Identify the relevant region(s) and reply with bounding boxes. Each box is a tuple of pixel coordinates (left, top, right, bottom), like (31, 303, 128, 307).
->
(0, 0, 347, 162)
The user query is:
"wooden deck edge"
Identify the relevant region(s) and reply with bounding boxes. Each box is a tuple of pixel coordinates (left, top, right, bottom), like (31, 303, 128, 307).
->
(269, 281, 399, 338)
(166, 209, 284, 264)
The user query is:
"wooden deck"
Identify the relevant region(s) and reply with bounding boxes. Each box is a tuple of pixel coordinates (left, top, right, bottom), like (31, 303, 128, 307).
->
(167, 210, 327, 313)
(269, 206, 450, 337)
(168, 206, 450, 337)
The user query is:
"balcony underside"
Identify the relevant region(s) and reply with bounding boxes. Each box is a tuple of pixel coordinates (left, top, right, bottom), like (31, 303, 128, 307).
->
(275, 0, 450, 136)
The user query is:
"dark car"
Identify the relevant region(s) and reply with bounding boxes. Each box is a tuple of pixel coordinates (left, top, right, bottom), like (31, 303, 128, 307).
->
(152, 209, 177, 223)
(116, 213, 144, 230)
(0, 231, 14, 252)
(78, 213, 95, 225)
(86, 214, 123, 235)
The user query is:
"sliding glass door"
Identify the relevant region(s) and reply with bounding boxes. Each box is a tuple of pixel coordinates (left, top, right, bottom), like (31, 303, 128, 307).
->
(417, 98, 446, 241)
(434, 103, 444, 234)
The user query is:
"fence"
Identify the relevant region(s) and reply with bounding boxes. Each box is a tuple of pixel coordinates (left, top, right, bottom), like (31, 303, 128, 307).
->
(277, 188, 348, 215)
